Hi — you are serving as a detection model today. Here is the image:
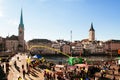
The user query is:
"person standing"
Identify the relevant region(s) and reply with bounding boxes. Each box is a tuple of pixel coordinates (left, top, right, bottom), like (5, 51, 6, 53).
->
(118, 66, 120, 74)
(22, 65, 25, 79)
(112, 76, 116, 80)
(23, 69, 25, 79)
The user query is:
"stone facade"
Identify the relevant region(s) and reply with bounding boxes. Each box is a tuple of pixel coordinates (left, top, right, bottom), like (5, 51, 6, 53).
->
(105, 40, 120, 54)
(73, 42, 83, 54)
(5, 40, 19, 52)
(27, 39, 53, 54)
(0, 10, 26, 52)
(62, 44, 71, 54)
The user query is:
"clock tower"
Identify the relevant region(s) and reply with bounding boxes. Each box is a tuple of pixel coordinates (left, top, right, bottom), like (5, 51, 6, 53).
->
(89, 22, 95, 41)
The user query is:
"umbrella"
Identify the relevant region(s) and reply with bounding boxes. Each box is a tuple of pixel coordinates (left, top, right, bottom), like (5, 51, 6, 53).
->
(45, 69, 50, 72)
(75, 64, 87, 67)
(78, 57, 83, 63)
(33, 54, 42, 59)
(27, 58, 31, 64)
(55, 65, 64, 68)
(68, 57, 75, 65)
(67, 65, 76, 70)
(68, 57, 83, 65)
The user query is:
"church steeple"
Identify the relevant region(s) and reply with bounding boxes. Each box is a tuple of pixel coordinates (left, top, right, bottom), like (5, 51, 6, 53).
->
(89, 22, 95, 41)
(18, 9, 25, 51)
(89, 22, 94, 31)
(19, 9, 24, 30)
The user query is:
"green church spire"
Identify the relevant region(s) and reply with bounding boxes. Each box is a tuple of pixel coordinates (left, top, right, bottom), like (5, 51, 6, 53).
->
(19, 9, 24, 29)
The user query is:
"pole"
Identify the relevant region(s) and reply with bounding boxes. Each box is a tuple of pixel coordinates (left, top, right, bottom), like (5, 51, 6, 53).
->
(70, 30, 72, 42)
(70, 30, 72, 57)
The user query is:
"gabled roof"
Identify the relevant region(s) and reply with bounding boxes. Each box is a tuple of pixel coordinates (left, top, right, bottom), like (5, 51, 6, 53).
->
(81, 39, 89, 42)
(105, 39, 120, 43)
(6, 35, 18, 40)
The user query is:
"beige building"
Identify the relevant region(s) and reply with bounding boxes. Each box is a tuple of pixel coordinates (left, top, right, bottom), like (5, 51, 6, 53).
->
(73, 41, 83, 54)
(5, 35, 19, 52)
(62, 44, 71, 54)
(95, 41, 105, 53)
(105, 40, 120, 54)
(89, 23, 95, 41)
(80, 24, 105, 54)
(27, 39, 53, 54)
(0, 10, 26, 52)
(51, 42, 61, 54)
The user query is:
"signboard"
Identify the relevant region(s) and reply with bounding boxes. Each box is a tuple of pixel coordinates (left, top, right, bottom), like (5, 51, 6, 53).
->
(118, 49, 120, 54)
(118, 60, 120, 65)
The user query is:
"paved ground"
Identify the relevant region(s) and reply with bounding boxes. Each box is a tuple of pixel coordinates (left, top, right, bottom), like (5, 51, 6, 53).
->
(7, 53, 44, 80)
(7, 53, 120, 80)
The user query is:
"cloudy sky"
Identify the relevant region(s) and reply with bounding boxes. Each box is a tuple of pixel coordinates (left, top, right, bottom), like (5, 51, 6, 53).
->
(0, 0, 120, 41)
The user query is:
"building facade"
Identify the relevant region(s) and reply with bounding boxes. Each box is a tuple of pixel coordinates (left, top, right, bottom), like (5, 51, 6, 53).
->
(105, 40, 120, 54)
(73, 41, 83, 55)
(62, 44, 71, 54)
(0, 10, 26, 52)
(27, 39, 53, 54)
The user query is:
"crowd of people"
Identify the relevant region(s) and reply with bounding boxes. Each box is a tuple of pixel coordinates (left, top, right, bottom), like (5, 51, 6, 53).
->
(6, 52, 120, 80)
(42, 60, 120, 80)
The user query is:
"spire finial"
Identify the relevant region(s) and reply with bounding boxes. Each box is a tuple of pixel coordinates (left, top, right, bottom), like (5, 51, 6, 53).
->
(89, 22, 94, 31)
(19, 8, 24, 29)
(20, 9, 23, 25)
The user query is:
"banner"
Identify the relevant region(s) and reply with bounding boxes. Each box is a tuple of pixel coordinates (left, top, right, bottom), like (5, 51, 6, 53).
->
(118, 49, 120, 54)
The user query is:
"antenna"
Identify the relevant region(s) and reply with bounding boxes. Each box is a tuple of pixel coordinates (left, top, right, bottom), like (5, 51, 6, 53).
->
(70, 30, 72, 42)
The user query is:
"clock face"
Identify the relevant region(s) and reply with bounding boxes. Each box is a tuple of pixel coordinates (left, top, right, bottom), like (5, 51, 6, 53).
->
(19, 29, 22, 33)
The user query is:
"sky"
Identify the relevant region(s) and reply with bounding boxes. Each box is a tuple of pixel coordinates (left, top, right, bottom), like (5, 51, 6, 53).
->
(0, 0, 120, 42)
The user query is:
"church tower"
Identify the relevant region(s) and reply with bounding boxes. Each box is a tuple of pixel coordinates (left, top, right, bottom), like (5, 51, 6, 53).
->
(89, 22, 95, 41)
(18, 9, 24, 51)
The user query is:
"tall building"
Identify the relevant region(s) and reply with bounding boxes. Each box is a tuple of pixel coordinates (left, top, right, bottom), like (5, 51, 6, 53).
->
(4, 9, 26, 52)
(18, 9, 25, 51)
(89, 23, 95, 41)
